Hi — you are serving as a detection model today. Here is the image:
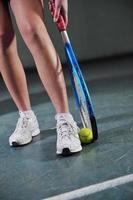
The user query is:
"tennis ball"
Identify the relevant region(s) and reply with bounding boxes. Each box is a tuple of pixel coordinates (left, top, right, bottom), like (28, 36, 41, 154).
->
(79, 128, 93, 143)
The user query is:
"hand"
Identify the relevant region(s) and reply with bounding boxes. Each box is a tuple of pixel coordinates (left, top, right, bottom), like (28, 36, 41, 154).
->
(49, 0, 68, 26)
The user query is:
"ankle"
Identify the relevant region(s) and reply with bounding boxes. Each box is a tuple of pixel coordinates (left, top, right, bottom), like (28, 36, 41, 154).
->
(19, 110, 35, 118)
(55, 113, 74, 122)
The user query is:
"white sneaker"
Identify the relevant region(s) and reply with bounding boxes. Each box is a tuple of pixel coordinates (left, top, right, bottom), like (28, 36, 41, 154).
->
(9, 110, 40, 147)
(55, 113, 82, 156)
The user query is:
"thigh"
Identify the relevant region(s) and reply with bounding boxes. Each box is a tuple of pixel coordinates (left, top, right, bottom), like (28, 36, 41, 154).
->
(0, 0, 14, 47)
(9, 0, 45, 32)
(0, 0, 14, 36)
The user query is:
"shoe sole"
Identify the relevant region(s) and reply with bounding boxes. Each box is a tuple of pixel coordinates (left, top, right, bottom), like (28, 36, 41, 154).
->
(10, 128, 40, 147)
(11, 138, 32, 147)
(32, 128, 40, 137)
(56, 146, 82, 156)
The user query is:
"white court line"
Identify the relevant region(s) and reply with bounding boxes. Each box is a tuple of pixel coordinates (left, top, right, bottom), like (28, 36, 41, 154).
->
(43, 174, 133, 200)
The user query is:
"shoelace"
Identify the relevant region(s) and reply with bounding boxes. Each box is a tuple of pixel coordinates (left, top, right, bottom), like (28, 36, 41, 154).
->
(57, 118, 79, 140)
(15, 117, 29, 131)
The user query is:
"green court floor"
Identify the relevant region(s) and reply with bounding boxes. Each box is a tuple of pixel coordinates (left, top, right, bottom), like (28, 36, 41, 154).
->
(0, 55, 133, 200)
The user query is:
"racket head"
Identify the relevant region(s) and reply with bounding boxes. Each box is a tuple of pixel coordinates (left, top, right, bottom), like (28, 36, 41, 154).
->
(65, 43, 98, 141)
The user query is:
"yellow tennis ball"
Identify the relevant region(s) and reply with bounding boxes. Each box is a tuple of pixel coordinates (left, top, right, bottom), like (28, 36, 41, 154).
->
(79, 128, 93, 143)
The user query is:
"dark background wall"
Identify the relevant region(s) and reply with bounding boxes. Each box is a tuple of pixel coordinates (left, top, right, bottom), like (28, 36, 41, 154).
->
(10, 0, 133, 68)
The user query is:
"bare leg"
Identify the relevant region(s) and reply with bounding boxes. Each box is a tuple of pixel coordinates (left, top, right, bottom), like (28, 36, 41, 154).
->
(0, 0, 31, 111)
(10, 0, 69, 113)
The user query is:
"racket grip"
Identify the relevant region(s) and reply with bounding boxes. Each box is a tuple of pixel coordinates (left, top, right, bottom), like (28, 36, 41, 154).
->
(49, 0, 66, 32)
(56, 15, 66, 32)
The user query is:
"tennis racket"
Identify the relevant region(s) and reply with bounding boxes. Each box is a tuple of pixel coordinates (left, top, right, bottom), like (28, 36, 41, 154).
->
(49, 1, 98, 142)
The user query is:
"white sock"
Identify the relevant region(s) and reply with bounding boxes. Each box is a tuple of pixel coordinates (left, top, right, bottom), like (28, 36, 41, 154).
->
(55, 113, 74, 122)
(19, 110, 35, 118)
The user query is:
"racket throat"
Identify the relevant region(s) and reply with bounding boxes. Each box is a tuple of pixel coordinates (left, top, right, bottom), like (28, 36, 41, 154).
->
(61, 31, 70, 44)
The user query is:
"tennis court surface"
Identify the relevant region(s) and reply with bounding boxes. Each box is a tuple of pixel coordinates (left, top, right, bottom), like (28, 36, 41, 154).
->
(0, 55, 133, 200)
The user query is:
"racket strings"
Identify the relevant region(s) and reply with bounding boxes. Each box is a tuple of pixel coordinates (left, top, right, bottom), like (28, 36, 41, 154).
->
(73, 73, 92, 129)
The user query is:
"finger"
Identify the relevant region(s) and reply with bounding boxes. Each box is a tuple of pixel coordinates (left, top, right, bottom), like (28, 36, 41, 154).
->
(54, 6, 61, 22)
(48, 0, 55, 19)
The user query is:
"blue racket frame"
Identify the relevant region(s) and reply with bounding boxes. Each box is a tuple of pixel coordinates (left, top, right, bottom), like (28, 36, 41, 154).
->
(64, 41, 98, 141)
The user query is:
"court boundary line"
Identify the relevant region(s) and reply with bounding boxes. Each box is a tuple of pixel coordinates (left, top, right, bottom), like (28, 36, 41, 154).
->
(42, 174, 133, 200)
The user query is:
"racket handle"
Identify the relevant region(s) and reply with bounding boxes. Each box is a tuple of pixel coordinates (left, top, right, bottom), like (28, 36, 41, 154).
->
(57, 15, 66, 32)
(49, 0, 66, 32)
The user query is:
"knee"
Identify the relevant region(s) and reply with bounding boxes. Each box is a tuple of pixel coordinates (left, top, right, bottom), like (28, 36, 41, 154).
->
(0, 30, 14, 54)
(20, 22, 45, 47)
